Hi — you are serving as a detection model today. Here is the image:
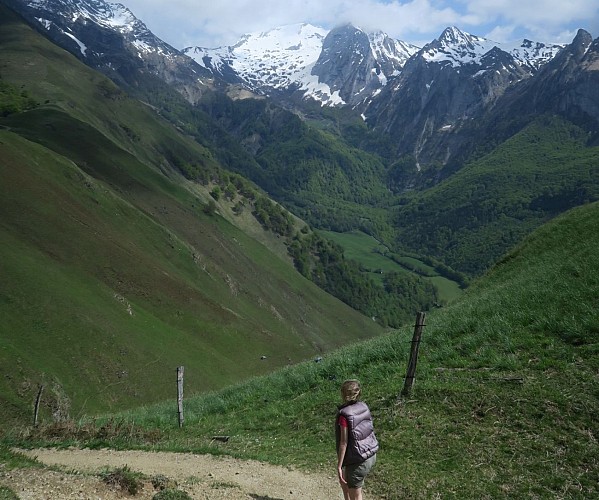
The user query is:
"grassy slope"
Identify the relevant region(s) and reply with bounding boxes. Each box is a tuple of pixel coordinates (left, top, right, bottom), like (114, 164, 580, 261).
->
(93, 201, 599, 498)
(0, 8, 383, 425)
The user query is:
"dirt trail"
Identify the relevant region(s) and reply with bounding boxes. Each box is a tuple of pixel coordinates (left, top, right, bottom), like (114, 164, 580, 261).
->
(1, 448, 348, 499)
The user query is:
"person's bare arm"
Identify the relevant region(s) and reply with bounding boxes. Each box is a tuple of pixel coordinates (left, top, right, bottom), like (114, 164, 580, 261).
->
(337, 424, 348, 485)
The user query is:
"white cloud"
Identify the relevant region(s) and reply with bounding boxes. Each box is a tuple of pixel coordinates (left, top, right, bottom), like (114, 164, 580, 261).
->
(118, 0, 598, 49)
(462, 0, 591, 25)
(459, 0, 598, 42)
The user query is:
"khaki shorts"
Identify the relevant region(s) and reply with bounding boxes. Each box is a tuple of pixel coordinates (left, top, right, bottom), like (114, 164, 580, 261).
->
(344, 453, 377, 489)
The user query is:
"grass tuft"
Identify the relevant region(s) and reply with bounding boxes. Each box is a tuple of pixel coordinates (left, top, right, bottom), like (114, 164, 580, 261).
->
(152, 489, 192, 500)
(0, 487, 19, 500)
(100, 465, 143, 495)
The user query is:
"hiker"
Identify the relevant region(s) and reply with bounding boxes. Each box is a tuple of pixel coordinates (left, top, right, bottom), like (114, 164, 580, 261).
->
(336, 379, 379, 500)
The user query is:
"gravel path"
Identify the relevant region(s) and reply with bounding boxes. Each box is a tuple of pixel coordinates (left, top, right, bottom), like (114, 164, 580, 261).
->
(1, 448, 348, 499)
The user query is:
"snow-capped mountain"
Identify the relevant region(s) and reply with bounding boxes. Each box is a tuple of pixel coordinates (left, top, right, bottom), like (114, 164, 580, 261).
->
(7, 0, 566, 114)
(185, 24, 564, 110)
(4, 0, 214, 102)
(420, 26, 563, 72)
(9, 0, 595, 173)
(363, 26, 598, 173)
(184, 23, 420, 107)
(26, 0, 151, 49)
(510, 39, 566, 71)
(487, 29, 599, 131)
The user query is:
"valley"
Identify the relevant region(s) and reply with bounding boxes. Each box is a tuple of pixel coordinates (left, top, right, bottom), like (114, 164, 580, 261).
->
(0, 0, 598, 498)
(318, 229, 463, 304)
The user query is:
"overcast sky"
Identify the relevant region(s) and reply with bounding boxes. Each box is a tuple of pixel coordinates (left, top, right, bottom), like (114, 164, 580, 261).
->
(118, 0, 599, 49)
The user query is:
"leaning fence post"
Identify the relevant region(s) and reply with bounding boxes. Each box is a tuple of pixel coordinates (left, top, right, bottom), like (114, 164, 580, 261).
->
(33, 384, 44, 427)
(177, 366, 184, 428)
(401, 312, 426, 398)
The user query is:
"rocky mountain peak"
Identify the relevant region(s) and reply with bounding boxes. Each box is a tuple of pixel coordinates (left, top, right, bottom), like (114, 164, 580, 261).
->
(5, 0, 214, 102)
(571, 28, 594, 56)
(420, 27, 497, 67)
(311, 24, 377, 105)
(368, 29, 420, 78)
(438, 26, 481, 46)
(184, 21, 418, 107)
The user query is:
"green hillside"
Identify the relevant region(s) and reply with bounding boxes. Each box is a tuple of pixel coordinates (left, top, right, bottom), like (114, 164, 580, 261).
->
(53, 200, 597, 498)
(0, 7, 384, 425)
(194, 82, 599, 284)
(394, 115, 599, 275)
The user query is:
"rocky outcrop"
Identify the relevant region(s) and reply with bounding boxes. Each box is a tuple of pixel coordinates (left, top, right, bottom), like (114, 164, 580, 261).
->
(364, 28, 535, 166)
(312, 25, 380, 106)
(311, 24, 414, 106)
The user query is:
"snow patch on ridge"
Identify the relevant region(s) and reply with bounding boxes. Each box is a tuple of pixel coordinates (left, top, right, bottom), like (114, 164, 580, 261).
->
(24, 0, 182, 63)
(64, 31, 87, 55)
(35, 17, 52, 30)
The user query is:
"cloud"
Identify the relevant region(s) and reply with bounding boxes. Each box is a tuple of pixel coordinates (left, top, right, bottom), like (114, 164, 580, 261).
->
(119, 0, 598, 49)
(462, 0, 590, 25)
(459, 0, 598, 41)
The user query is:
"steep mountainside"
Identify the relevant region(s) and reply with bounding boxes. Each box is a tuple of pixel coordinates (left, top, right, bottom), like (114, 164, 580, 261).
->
(0, 6, 384, 424)
(480, 29, 599, 139)
(364, 27, 565, 167)
(391, 115, 599, 275)
(2, 0, 216, 102)
(422, 28, 599, 179)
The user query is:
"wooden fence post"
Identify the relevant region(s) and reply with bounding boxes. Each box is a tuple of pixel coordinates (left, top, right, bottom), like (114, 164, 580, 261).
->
(177, 366, 184, 428)
(33, 384, 44, 427)
(401, 312, 426, 398)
